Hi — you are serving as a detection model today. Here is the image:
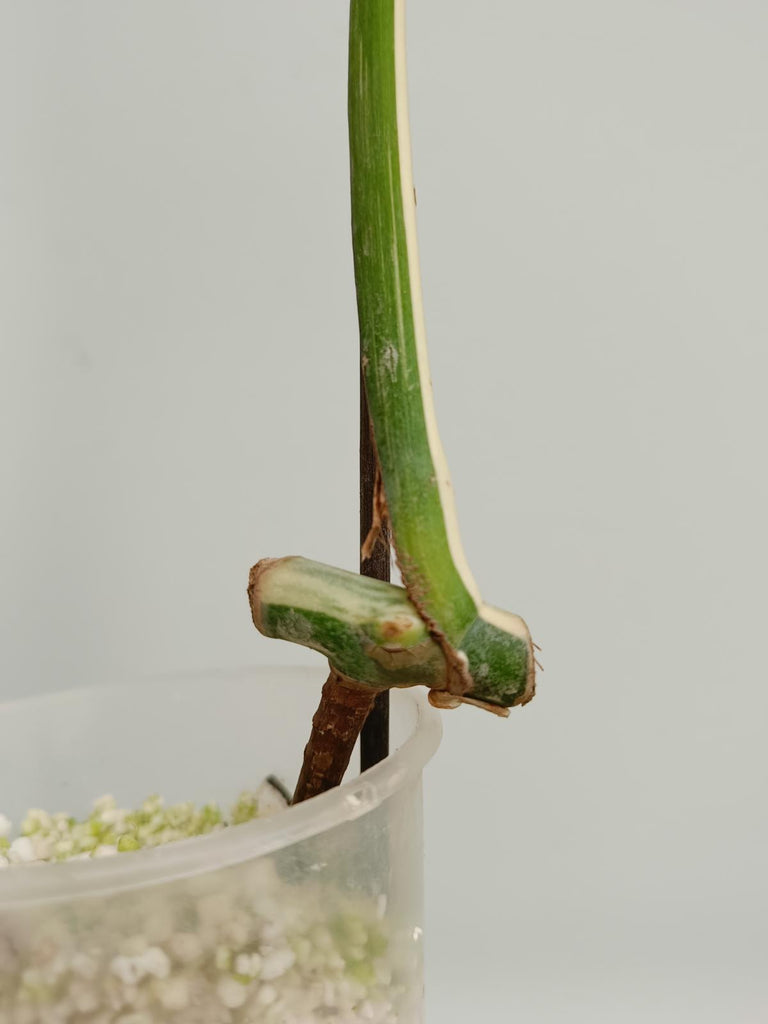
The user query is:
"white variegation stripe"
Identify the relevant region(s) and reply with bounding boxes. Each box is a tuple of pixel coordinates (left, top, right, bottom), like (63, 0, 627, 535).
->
(393, 0, 481, 607)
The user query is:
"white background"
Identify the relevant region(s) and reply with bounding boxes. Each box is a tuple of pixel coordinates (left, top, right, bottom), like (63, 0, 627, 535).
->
(2, 3, 767, 1021)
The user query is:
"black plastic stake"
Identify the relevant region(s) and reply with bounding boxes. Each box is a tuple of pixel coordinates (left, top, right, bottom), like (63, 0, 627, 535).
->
(360, 372, 390, 771)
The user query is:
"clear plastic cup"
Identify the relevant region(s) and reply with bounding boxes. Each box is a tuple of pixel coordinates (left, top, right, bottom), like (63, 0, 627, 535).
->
(0, 667, 442, 1024)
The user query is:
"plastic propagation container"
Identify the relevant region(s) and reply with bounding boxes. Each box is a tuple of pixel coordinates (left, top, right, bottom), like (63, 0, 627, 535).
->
(0, 668, 442, 1024)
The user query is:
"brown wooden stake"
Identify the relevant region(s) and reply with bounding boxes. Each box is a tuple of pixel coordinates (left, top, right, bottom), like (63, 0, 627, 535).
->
(293, 671, 377, 804)
(359, 372, 391, 772)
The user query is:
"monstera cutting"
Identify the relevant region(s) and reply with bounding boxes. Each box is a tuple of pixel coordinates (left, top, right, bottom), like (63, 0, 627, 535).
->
(248, 0, 536, 802)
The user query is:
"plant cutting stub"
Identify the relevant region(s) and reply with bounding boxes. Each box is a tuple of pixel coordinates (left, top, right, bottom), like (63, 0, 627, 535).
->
(249, 557, 533, 711)
(248, 0, 536, 798)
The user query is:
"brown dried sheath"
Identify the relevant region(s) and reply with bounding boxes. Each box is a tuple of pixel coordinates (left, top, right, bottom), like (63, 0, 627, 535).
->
(360, 374, 391, 771)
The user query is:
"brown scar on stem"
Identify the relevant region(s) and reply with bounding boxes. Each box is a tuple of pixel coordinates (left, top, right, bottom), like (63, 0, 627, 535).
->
(392, 548, 473, 697)
(366, 638, 436, 670)
(361, 442, 390, 562)
(379, 613, 416, 640)
(247, 557, 285, 630)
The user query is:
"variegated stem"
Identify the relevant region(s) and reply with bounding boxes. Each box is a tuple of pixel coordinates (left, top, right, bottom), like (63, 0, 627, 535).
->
(249, 0, 535, 714)
(348, 0, 535, 700)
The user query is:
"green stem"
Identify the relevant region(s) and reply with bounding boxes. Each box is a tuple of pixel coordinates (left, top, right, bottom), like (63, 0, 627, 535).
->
(248, 0, 536, 711)
(349, 0, 477, 648)
(348, 0, 534, 700)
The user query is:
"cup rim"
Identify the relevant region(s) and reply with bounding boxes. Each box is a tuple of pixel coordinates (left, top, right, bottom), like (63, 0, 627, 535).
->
(0, 669, 442, 908)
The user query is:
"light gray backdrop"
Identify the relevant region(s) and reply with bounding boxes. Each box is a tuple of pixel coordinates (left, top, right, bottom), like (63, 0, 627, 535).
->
(2, 2, 766, 1021)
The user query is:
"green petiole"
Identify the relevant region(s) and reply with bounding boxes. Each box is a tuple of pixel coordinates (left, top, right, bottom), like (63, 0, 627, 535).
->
(249, 0, 535, 715)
